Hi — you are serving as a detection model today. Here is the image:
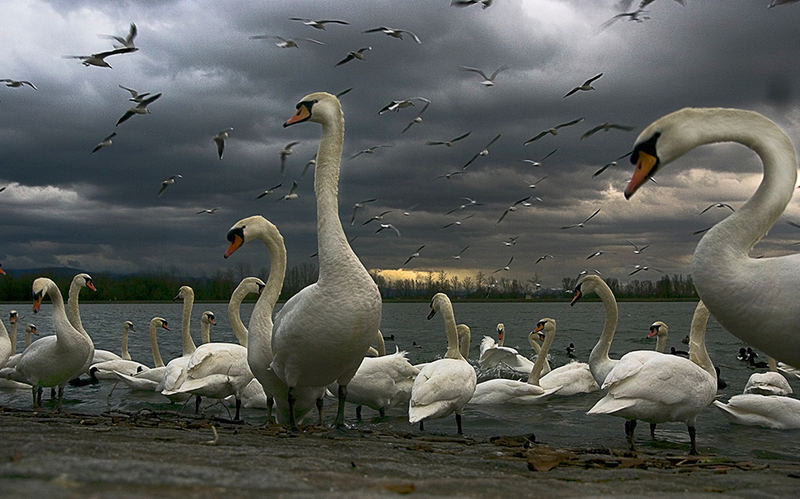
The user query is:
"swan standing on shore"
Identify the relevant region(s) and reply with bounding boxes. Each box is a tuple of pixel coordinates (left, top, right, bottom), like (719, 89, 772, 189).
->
(588, 301, 717, 455)
(409, 293, 477, 434)
(470, 319, 562, 405)
(278, 92, 382, 429)
(0, 278, 94, 409)
(624, 108, 800, 367)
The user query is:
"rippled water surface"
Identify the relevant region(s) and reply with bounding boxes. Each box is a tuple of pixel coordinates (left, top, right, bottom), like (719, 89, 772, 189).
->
(3, 300, 798, 462)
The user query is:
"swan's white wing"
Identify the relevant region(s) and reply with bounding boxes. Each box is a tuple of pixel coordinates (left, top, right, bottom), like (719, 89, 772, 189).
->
(714, 394, 800, 429)
(479, 336, 496, 359)
(91, 359, 148, 378)
(409, 359, 476, 421)
(539, 361, 599, 395)
(743, 372, 792, 396)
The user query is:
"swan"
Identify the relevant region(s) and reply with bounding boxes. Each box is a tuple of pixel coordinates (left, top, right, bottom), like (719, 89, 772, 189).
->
(535, 320, 600, 397)
(0, 316, 11, 368)
(648, 321, 669, 354)
(277, 91, 383, 429)
(0, 278, 94, 409)
(624, 107, 800, 366)
(90, 322, 150, 379)
(408, 293, 477, 434)
(478, 323, 536, 378)
(0, 311, 31, 389)
(413, 323, 472, 371)
(63, 273, 101, 379)
(224, 215, 325, 426)
(111, 317, 170, 391)
(163, 278, 265, 421)
(713, 394, 800, 430)
(587, 301, 717, 455)
(470, 319, 562, 405)
(3, 323, 39, 371)
(160, 310, 215, 405)
(743, 357, 793, 396)
(777, 362, 800, 381)
(569, 274, 620, 386)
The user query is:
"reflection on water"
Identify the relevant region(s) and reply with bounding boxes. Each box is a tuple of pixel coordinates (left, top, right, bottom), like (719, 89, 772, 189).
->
(2, 301, 798, 461)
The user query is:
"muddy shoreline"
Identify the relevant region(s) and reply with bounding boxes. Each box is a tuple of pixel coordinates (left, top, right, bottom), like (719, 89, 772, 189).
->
(1, 408, 798, 497)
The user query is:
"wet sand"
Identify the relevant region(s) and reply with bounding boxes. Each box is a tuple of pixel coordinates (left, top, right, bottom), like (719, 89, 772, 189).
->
(1, 407, 797, 497)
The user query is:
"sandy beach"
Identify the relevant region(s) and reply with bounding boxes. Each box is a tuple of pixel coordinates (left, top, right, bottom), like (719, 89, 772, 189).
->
(1, 407, 797, 497)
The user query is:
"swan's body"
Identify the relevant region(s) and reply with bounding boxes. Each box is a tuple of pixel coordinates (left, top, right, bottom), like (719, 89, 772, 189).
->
(777, 362, 800, 381)
(111, 317, 170, 390)
(588, 302, 717, 454)
(335, 349, 419, 416)
(478, 323, 535, 378)
(409, 293, 476, 434)
(470, 320, 562, 405)
(0, 278, 94, 408)
(0, 315, 28, 389)
(0, 318, 11, 369)
(160, 310, 214, 402)
(538, 361, 599, 396)
(277, 92, 382, 428)
(414, 323, 471, 371)
(164, 278, 264, 420)
(63, 273, 99, 377)
(744, 371, 793, 396)
(713, 395, 800, 429)
(570, 274, 620, 386)
(3, 324, 39, 371)
(625, 108, 800, 366)
(89, 321, 142, 379)
(225, 216, 324, 425)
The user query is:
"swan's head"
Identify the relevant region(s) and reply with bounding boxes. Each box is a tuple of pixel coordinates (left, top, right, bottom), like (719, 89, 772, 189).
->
(224, 215, 280, 258)
(238, 276, 267, 296)
(496, 323, 504, 341)
(427, 292, 451, 320)
(32, 277, 53, 313)
(647, 321, 668, 339)
(570, 274, 605, 306)
(0, 264, 5, 275)
(283, 92, 341, 127)
(533, 317, 556, 340)
(74, 273, 96, 291)
(124, 320, 135, 332)
(174, 285, 194, 301)
(9, 310, 17, 324)
(202, 311, 216, 326)
(150, 317, 169, 331)
(26, 323, 38, 336)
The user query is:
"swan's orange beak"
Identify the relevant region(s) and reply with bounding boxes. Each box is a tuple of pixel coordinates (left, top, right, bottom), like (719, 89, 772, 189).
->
(284, 104, 311, 127)
(569, 289, 583, 306)
(31, 326, 38, 335)
(624, 151, 658, 199)
(87, 281, 97, 292)
(9, 315, 16, 324)
(33, 295, 42, 313)
(0, 267, 6, 275)
(647, 327, 658, 338)
(224, 233, 244, 258)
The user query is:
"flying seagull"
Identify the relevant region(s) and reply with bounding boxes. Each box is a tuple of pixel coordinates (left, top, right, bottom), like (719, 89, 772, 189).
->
(493, 256, 514, 273)
(213, 128, 233, 159)
(375, 223, 401, 237)
(401, 100, 431, 133)
(98, 22, 138, 49)
(586, 250, 606, 260)
(441, 214, 473, 229)
(445, 196, 481, 214)
(301, 157, 316, 177)
(118, 84, 150, 103)
(363, 26, 422, 44)
(350, 144, 392, 159)
(158, 175, 182, 196)
(280, 181, 299, 200)
(524, 118, 584, 145)
(403, 245, 426, 266)
(350, 198, 377, 225)
(563, 73, 603, 98)
(463, 133, 502, 169)
(256, 183, 282, 199)
(451, 0, 494, 8)
(250, 35, 325, 48)
(535, 254, 554, 264)
(560, 208, 601, 229)
(0, 79, 37, 90)
(91, 132, 117, 154)
(452, 246, 470, 260)
(63, 47, 137, 68)
(593, 161, 617, 177)
(436, 170, 466, 180)
(601, 8, 650, 30)
(699, 202, 735, 215)
(521, 148, 558, 167)
(497, 196, 531, 224)
(336, 46, 372, 66)
(196, 208, 219, 215)
(629, 264, 662, 276)
(362, 210, 392, 226)
(116, 92, 162, 126)
(426, 131, 471, 147)
(289, 17, 349, 30)
(503, 235, 519, 247)
(581, 122, 634, 139)
(527, 176, 548, 189)
(627, 240, 650, 254)
(459, 65, 509, 86)
(335, 88, 353, 99)
(378, 97, 430, 115)
(280, 141, 300, 174)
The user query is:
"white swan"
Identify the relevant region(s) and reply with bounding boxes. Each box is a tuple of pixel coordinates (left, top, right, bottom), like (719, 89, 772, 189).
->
(413, 323, 472, 371)
(569, 274, 620, 386)
(408, 293, 477, 434)
(713, 394, 800, 430)
(0, 278, 94, 409)
(777, 362, 800, 381)
(470, 318, 562, 405)
(743, 357, 793, 396)
(478, 323, 536, 378)
(277, 92, 383, 428)
(648, 321, 669, 354)
(111, 317, 170, 391)
(624, 107, 800, 366)
(534, 320, 599, 397)
(63, 273, 102, 378)
(225, 215, 325, 425)
(588, 301, 717, 454)
(160, 310, 215, 404)
(90, 322, 149, 379)
(163, 277, 265, 420)
(3, 323, 39, 371)
(0, 316, 11, 368)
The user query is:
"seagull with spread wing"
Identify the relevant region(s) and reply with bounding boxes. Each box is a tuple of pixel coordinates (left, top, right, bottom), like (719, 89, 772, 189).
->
(158, 175, 182, 196)
(497, 196, 531, 224)
(560, 208, 601, 229)
(452, 246, 470, 260)
(581, 122, 634, 139)
(403, 245, 426, 266)
(426, 131, 471, 147)
(350, 144, 392, 159)
(0, 79, 37, 90)
(213, 128, 233, 159)
(280, 141, 299, 174)
(459, 65, 509, 86)
(91, 132, 116, 154)
(521, 148, 558, 167)
(63, 47, 137, 68)
(363, 26, 421, 43)
(463, 133, 501, 169)
(250, 35, 325, 48)
(524, 118, 584, 145)
(350, 198, 377, 225)
(336, 46, 372, 66)
(256, 183, 282, 199)
(99, 22, 138, 49)
(289, 17, 349, 30)
(118, 84, 150, 102)
(493, 256, 514, 273)
(563, 73, 603, 98)
(698, 202, 735, 215)
(116, 92, 161, 126)
(593, 161, 617, 177)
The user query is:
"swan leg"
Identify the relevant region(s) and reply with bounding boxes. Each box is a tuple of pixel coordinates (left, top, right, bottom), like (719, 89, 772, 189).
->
(650, 423, 657, 439)
(625, 419, 637, 451)
(50, 387, 56, 400)
(419, 420, 424, 432)
(234, 397, 241, 421)
(32, 385, 39, 409)
(266, 396, 274, 424)
(688, 425, 698, 455)
(316, 397, 324, 425)
(287, 387, 298, 431)
(334, 384, 347, 428)
(195, 395, 202, 414)
(56, 384, 64, 412)
(379, 407, 385, 418)
(355, 405, 362, 421)
(455, 414, 463, 435)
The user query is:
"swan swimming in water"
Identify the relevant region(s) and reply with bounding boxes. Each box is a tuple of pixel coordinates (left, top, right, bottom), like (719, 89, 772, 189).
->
(478, 323, 536, 378)
(275, 92, 383, 429)
(111, 317, 170, 391)
(624, 107, 800, 367)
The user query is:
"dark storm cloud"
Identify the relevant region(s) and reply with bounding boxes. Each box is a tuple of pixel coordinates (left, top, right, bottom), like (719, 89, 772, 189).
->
(1, 0, 799, 288)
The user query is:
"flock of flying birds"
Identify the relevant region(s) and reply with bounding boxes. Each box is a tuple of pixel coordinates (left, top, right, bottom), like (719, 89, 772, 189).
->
(2, 0, 797, 285)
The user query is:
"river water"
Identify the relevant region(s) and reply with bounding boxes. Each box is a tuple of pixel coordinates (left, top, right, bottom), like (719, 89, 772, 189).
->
(2, 300, 798, 462)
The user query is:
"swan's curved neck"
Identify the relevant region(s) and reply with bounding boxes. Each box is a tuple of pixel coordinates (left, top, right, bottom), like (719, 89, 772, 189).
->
(314, 112, 363, 281)
(768, 356, 777, 372)
(696, 111, 797, 257)
(249, 223, 287, 358)
(374, 330, 387, 356)
(9, 320, 17, 353)
(180, 293, 196, 355)
(47, 281, 83, 344)
(528, 326, 556, 385)
(200, 320, 211, 344)
(457, 325, 471, 360)
(527, 334, 551, 373)
(67, 279, 87, 335)
(688, 302, 715, 380)
(655, 332, 668, 354)
(121, 324, 131, 360)
(440, 302, 462, 360)
(0, 322, 9, 352)
(228, 287, 250, 347)
(588, 282, 619, 367)
(25, 328, 34, 347)
(149, 322, 164, 368)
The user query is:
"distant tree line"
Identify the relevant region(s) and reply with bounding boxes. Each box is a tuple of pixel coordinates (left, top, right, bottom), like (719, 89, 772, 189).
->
(0, 265, 698, 302)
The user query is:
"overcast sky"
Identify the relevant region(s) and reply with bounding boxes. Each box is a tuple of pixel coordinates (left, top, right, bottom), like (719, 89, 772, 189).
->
(1, 0, 799, 290)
